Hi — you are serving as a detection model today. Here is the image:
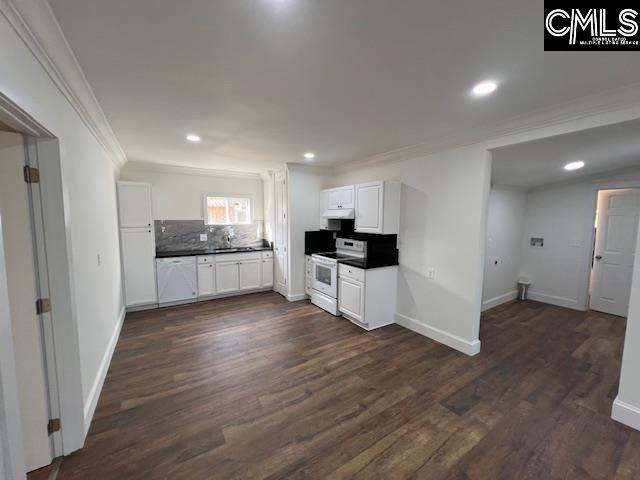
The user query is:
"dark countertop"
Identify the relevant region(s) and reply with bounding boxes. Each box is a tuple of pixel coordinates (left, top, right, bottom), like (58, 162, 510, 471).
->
(156, 246, 273, 259)
(338, 256, 399, 270)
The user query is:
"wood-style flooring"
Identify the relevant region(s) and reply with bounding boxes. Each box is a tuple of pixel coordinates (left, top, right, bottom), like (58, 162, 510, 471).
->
(52, 292, 639, 479)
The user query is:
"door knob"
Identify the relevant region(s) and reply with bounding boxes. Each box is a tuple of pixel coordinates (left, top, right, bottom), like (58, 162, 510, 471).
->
(595, 255, 603, 261)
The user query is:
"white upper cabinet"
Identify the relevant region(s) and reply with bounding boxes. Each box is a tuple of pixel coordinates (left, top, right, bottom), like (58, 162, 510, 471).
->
(355, 181, 401, 234)
(319, 189, 329, 229)
(117, 182, 153, 228)
(328, 185, 355, 210)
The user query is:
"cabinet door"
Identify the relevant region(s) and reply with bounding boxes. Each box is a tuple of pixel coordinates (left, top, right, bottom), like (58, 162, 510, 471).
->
(197, 263, 215, 297)
(340, 185, 355, 209)
(355, 182, 384, 233)
(118, 182, 153, 228)
(338, 277, 365, 322)
(240, 259, 261, 290)
(216, 262, 240, 294)
(121, 227, 157, 306)
(261, 258, 274, 287)
(328, 188, 342, 209)
(319, 190, 329, 229)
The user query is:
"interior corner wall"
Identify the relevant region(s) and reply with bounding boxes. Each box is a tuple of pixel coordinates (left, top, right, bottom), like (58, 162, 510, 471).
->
(482, 188, 527, 310)
(262, 173, 275, 244)
(0, 12, 124, 443)
(332, 144, 491, 355)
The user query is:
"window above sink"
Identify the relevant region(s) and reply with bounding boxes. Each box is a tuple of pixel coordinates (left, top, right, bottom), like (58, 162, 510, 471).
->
(204, 194, 251, 225)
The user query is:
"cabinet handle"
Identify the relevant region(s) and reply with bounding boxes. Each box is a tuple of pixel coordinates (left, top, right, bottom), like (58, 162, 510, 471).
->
(148, 230, 151, 233)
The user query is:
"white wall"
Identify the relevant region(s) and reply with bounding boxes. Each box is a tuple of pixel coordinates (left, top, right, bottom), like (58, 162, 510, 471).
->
(482, 188, 527, 310)
(332, 144, 491, 355)
(518, 167, 640, 311)
(262, 172, 275, 244)
(613, 219, 640, 430)
(120, 164, 264, 222)
(286, 165, 329, 300)
(0, 9, 123, 445)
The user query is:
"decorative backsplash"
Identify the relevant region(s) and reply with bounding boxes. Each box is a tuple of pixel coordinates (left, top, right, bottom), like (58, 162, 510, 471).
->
(154, 220, 266, 253)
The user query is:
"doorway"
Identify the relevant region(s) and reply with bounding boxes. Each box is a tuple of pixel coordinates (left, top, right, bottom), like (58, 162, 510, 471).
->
(0, 131, 56, 473)
(589, 188, 640, 317)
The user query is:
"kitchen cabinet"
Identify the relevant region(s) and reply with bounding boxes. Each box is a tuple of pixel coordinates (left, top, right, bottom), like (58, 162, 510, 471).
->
(197, 258, 215, 297)
(117, 182, 153, 228)
(319, 189, 329, 229)
(328, 185, 355, 210)
(121, 227, 157, 307)
(354, 181, 401, 234)
(338, 264, 398, 330)
(239, 258, 261, 290)
(215, 260, 241, 294)
(118, 181, 157, 309)
(305, 255, 313, 295)
(261, 252, 274, 287)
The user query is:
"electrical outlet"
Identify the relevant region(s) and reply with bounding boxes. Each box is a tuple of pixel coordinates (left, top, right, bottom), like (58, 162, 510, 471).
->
(426, 267, 435, 280)
(97, 253, 101, 266)
(200, 234, 207, 241)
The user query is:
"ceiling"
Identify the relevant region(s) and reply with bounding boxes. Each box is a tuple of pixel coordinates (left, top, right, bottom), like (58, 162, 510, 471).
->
(491, 119, 640, 189)
(49, 0, 640, 173)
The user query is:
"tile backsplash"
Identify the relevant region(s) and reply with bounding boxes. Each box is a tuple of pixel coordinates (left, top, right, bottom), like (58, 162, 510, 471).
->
(154, 220, 266, 253)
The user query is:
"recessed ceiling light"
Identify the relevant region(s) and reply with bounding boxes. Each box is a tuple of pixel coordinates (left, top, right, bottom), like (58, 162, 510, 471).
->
(564, 161, 585, 171)
(472, 81, 498, 96)
(304, 152, 315, 160)
(186, 134, 201, 143)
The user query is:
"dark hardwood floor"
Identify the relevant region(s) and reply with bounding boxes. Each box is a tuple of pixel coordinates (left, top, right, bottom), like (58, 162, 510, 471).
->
(53, 292, 639, 479)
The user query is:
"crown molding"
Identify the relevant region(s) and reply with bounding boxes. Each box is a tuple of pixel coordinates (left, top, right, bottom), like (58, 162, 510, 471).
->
(0, 0, 127, 168)
(123, 161, 264, 180)
(335, 83, 640, 174)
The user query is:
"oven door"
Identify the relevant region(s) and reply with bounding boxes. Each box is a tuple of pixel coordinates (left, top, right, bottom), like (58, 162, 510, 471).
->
(312, 258, 337, 297)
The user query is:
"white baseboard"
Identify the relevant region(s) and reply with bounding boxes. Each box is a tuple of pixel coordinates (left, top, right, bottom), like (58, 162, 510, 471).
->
(612, 397, 640, 431)
(482, 290, 518, 311)
(527, 291, 580, 310)
(287, 293, 308, 302)
(83, 306, 125, 436)
(395, 313, 481, 356)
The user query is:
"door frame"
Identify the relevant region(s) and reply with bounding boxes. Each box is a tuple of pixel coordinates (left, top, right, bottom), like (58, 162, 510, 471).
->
(0, 91, 86, 473)
(581, 179, 640, 312)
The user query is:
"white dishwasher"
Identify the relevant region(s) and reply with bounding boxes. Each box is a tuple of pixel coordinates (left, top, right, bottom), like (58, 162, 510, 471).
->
(156, 256, 198, 305)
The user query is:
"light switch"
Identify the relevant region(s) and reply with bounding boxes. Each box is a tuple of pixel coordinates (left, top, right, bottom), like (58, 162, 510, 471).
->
(426, 267, 435, 280)
(200, 234, 207, 241)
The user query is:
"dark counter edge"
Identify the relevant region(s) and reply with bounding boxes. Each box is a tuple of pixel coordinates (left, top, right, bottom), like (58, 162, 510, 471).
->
(156, 246, 273, 259)
(337, 256, 399, 270)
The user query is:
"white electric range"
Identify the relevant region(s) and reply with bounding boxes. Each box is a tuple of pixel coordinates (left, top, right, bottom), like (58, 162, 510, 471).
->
(311, 238, 366, 315)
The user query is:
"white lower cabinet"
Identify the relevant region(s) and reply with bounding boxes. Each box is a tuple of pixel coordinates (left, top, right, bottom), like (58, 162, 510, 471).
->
(338, 277, 365, 322)
(197, 262, 215, 297)
(338, 264, 398, 330)
(305, 255, 313, 295)
(240, 259, 261, 290)
(216, 260, 241, 294)
(262, 254, 274, 287)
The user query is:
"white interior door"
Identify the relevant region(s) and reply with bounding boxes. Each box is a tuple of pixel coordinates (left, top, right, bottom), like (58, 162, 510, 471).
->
(590, 188, 640, 317)
(274, 170, 288, 296)
(0, 132, 52, 472)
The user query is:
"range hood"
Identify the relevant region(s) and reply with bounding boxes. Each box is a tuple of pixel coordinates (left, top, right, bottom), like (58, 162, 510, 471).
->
(322, 208, 355, 219)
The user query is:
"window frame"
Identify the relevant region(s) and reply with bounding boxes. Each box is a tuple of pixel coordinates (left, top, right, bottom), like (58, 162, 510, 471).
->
(203, 193, 252, 226)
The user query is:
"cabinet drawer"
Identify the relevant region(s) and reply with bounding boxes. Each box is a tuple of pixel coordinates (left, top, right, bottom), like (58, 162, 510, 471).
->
(339, 264, 365, 283)
(197, 255, 214, 264)
(261, 251, 273, 259)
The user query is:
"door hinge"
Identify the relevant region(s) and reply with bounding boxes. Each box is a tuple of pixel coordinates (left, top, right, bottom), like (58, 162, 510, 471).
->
(36, 298, 51, 314)
(23, 165, 40, 184)
(47, 418, 61, 435)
